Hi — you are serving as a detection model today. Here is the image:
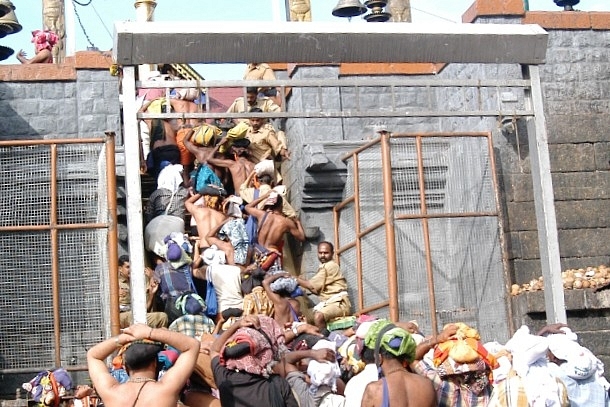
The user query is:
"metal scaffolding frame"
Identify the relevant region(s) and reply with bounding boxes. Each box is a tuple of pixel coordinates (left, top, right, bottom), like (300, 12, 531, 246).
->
(116, 22, 566, 325)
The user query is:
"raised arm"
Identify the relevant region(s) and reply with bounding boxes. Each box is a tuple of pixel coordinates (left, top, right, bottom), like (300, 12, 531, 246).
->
(262, 272, 291, 307)
(185, 193, 202, 215)
(287, 218, 305, 242)
(123, 324, 200, 393)
(244, 190, 272, 219)
(87, 332, 136, 397)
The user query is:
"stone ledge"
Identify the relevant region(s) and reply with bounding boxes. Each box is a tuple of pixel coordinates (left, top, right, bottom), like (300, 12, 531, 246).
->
(524, 11, 610, 30)
(0, 51, 113, 82)
(462, 0, 525, 23)
(511, 289, 610, 314)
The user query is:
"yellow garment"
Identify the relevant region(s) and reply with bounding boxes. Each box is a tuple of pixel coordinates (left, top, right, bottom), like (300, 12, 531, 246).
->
(191, 124, 221, 147)
(242, 286, 274, 317)
(226, 97, 280, 115)
(309, 260, 348, 301)
(246, 125, 283, 163)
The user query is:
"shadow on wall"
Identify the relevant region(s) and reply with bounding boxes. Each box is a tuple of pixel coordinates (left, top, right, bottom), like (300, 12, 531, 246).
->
(0, 82, 41, 140)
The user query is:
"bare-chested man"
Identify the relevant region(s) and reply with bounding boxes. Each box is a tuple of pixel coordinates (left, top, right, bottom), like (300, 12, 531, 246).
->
(207, 138, 255, 193)
(361, 320, 437, 407)
(87, 324, 199, 407)
(245, 191, 305, 251)
(185, 193, 227, 249)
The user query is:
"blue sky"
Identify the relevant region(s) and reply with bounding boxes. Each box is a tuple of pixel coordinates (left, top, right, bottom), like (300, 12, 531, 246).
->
(3, 0, 609, 78)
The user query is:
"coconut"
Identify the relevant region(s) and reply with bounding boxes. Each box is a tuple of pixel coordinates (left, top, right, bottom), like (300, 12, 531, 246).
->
(511, 284, 520, 296)
(582, 280, 590, 289)
(573, 279, 583, 289)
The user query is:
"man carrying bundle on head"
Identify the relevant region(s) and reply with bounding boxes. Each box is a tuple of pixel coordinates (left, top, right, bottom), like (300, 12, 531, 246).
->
(361, 319, 437, 407)
(86, 324, 199, 407)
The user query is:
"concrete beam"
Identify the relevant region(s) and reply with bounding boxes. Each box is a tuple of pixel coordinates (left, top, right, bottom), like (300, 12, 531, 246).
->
(113, 21, 547, 65)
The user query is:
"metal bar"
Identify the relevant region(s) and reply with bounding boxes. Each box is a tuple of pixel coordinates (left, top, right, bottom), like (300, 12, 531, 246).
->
(485, 132, 515, 335)
(0, 365, 89, 374)
(356, 301, 391, 316)
(0, 223, 112, 232)
(416, 135, 439, 336)
(352, 155, 365, 312)
(0, 138, 106, 147)
(50, 144, 61, 367)
(334, 196, 356, 211)
(336, 241, 357, 256)
(105, 132, 121, 336)
(391, 132, 492, 138)
(122, 66, 148, 325)
(138, 109, 535, 120)
(395, 211, 498, 220)
(333, 207, 340, 266)
(136, 78, 533, 89)
(342, 138, 382, 161)
(523, 64, 566, 323)
(380, 132, 399, 322)
(358, 220, 386, 239)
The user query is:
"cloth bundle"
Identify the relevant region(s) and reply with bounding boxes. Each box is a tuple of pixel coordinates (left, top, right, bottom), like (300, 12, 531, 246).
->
(307, 339, 342, 394)
(32, 29, 59, 52)
(220, 315, 286, 378)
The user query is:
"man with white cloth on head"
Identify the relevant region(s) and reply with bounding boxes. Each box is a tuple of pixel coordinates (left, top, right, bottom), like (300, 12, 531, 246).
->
(202, 245, 243, 315)
(489, 325, 569, 407)
(546, 328, 610, 407)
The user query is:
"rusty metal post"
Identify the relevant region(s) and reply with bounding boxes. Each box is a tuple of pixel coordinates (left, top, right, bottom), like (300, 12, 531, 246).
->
(415, 135, 439, 335)
(486, 132, 515, 334)
(352, 155, 365, 312)
(50, 144, 62, 366)
(105, 132, 121, 336)
(380, 132, 399, 321)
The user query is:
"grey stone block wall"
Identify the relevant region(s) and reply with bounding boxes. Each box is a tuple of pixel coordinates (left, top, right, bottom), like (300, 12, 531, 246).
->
(284, 16, 610, 348)
(0, 69, 120, 141)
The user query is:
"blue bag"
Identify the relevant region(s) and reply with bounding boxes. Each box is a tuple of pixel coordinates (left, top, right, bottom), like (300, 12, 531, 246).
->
(205, 266, 218, 318)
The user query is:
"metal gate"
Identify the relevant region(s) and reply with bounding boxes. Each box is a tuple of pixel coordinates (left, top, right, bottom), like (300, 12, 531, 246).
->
(0, 135, 118, 374)
(335, 131, 512, 343)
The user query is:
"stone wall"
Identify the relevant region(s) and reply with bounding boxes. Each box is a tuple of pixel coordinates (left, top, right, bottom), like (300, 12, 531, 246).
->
(283, 0, 610, 372)
(0, 52, 120, 141)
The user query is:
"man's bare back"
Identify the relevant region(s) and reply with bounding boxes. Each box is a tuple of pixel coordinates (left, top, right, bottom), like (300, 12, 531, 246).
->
(257, 211, 297, 249)
(207, 156, 255, 190)
(185, 194, 227, 247)
(362, 371, 436, 407)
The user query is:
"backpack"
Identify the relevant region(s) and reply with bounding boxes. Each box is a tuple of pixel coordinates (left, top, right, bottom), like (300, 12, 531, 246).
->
(245, 189, 260, 244)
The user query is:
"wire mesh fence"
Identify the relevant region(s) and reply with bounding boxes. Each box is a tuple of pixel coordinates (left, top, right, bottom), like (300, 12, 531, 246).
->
(0, 140, 114, 373)
(336, 132, 510, 343)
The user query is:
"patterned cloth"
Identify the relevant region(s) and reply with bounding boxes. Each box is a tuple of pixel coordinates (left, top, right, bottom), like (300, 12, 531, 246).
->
(364, 319, 417, 362)
(488, 370, 569, 407)
(169, 314, 215, 338)
(413, 359, 492, 407)
(32, 29, 59, 53)
(219, 218, 249, 265)
(220, 315, 287, 378)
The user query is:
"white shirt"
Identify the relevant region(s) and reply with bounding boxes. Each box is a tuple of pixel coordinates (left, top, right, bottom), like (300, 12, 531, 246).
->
(344, 363, 379, 407)
(207, 264, 243, 312)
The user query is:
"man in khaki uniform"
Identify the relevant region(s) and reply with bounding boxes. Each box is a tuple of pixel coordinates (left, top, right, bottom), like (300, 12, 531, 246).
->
(118, 255, 168, 328)
(297, 242, 351, 330)
(245, 108, 289, 163)
(226, 87, 280, 121)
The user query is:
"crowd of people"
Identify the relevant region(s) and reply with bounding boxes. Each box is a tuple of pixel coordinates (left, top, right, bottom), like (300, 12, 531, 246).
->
(35, 63, 606, 406)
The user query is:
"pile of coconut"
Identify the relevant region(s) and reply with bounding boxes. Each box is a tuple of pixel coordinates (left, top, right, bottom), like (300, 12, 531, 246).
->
(511, 264, 610, 296)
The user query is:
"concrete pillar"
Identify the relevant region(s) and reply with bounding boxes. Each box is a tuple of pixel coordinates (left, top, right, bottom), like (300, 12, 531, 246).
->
(134, 0, 157, 79)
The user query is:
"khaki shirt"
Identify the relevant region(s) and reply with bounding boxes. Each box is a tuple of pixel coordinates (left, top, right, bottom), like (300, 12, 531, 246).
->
(119, 273, 131, 310)
(243, 63, 276, 81)
(246, 125, 283, 163)
(309, 260, 348, 301)
(226, 97, 280, 115)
